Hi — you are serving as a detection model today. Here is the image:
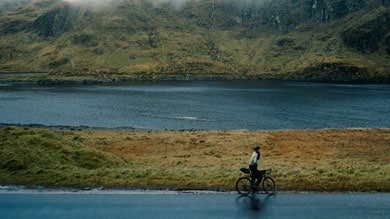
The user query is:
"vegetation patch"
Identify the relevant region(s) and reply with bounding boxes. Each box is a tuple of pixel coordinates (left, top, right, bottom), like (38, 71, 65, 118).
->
(301, 62, 370, 82)
(0, 126, 389, 192)
(341, 9, 390, 53)
(49, 58, 70, 68)
(71, 34, 99, 47)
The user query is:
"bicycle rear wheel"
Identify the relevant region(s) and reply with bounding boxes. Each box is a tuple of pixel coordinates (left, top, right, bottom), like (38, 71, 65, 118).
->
(262, 176, 276, 194)
(235, 177, 252, 196)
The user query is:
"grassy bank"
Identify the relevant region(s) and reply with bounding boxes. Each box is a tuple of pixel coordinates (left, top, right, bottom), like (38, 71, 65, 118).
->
(0, 126, 389, 192)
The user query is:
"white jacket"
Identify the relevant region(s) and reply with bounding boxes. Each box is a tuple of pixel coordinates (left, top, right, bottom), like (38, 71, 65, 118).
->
(249, 151, 259, 166)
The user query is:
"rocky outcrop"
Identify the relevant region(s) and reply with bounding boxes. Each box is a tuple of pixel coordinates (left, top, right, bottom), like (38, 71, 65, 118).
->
(48, 57, 70, 68)
(71, 34, 99, 47)
(301, 62, 371, 82)
(342, 10, 390, 53)
(0, 20, 30, 35)
(385, 34, 390, 54)
(30, 4, 76, 38)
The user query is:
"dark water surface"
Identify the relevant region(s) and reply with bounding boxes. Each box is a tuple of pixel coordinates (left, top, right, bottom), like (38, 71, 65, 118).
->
(0, 80, 389, 129)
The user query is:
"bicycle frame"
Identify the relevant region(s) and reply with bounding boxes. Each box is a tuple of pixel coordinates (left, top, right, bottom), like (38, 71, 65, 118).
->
(236, 167, 275, 195)
(240, 167, 272, 178)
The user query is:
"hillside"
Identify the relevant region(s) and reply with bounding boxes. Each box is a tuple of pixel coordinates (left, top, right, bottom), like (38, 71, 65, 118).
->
(0, 0, 389, 83)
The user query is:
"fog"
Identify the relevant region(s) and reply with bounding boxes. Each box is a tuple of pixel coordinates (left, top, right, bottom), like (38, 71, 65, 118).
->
(64, 0, 192, 9)
(63, 0, 267, 9)
(0, 0, 35, 7)
(64, 0, 124, 7)
(152, 0, 191, 9)
(0, 0, 267, 10)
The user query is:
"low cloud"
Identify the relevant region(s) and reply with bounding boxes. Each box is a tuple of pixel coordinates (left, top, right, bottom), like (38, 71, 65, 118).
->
(63, 0, 268, 9)
(63, 0, 125, 7)
(0, 0, 35, 7)
(0, 0, 124, 8)
(64, 0, 191, 9)
(0, 0, 267, 10)
(152, 0, 191, 9)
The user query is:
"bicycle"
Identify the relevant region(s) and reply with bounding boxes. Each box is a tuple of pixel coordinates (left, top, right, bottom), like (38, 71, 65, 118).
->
(235, 167, 276, 195)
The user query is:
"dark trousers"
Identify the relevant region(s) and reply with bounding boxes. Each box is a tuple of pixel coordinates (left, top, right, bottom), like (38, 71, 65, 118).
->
(249, 164, 261, 185)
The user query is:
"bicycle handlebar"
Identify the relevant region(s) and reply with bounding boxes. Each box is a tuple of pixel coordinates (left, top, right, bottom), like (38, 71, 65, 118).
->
(239, 167, 273, 175)
(261, 168, 272, 175)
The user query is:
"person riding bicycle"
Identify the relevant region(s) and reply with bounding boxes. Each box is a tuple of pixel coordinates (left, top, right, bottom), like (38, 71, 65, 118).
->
(248, 145, 262, 190)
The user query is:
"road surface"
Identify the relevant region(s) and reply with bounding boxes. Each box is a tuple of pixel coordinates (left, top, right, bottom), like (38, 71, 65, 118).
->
(0, 189, 388, 218)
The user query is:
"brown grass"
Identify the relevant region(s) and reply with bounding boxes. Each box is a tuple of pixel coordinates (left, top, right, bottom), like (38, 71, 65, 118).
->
(1, 126, 389, 191)
(65, 128, 390, 191)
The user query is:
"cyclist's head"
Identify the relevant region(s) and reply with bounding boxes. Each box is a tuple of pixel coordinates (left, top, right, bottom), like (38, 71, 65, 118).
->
(253, 145, 260, 151)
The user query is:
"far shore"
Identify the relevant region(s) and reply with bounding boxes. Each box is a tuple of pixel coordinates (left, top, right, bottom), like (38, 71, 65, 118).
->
(1, 72, 389, 84)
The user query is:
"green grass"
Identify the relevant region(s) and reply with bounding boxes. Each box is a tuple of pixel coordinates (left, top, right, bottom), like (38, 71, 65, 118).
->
(0, 126, 130, 187)
(1, 126, 389, 191)
(0, 1, 389, 82)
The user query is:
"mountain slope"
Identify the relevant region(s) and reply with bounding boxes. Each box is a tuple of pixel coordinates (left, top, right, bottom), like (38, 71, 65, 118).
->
(0, 0, 389, 83)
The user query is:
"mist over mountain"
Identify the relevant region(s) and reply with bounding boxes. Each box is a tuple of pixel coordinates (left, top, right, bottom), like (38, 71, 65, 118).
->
(0, 0, 389, 83)
(64, 0, 124, 6)
(0, 0, 35, 7)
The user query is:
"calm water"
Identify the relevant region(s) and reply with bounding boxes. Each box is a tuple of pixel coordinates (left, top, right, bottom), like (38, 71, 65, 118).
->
(0, 80, 389, 130)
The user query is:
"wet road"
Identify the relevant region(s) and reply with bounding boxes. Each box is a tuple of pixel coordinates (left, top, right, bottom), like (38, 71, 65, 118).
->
(0, 190, 388, 219)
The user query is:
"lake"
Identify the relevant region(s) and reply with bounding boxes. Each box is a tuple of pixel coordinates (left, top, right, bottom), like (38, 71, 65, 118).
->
(0, 80, 389, 130)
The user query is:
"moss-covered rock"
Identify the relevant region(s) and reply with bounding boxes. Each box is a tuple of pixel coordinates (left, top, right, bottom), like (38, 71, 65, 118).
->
(342, 10, 390, 53)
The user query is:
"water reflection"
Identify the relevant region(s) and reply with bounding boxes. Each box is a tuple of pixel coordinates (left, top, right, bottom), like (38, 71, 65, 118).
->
(235, 193, 274, 217)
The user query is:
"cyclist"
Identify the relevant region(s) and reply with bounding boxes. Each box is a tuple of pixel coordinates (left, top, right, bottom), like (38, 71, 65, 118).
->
(248, 145, 262, 190)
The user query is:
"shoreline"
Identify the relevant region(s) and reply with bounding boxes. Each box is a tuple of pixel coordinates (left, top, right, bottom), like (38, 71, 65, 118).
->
(1, 122, 388, 133)
(0, 73, 389, 85)
(1, 184, 384, 195)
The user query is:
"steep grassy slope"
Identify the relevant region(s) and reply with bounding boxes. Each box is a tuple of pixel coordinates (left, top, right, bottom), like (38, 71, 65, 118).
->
(0, 0, 389, 82)
(0, 126, 131, 186)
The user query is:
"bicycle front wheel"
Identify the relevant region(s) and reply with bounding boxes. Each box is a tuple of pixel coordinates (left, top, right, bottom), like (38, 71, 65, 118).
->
(262, 176, 276, 194)
(235, 177, 252, 196)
